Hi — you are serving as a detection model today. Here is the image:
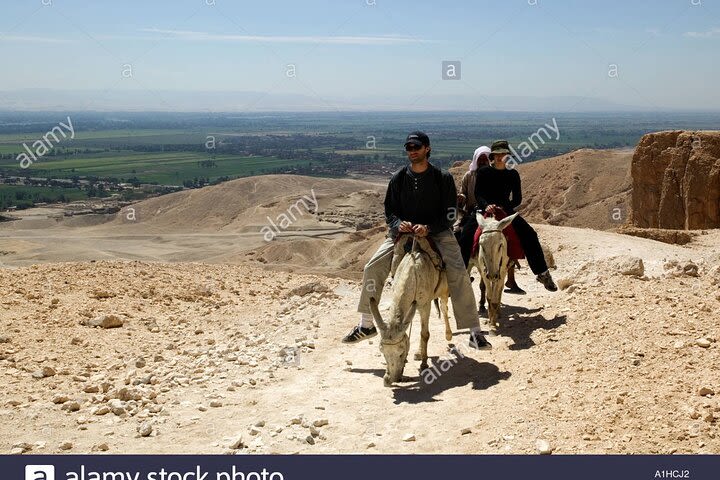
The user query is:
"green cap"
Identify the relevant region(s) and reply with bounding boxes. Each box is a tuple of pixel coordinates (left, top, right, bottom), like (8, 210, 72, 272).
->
(489, 140, 511, 159)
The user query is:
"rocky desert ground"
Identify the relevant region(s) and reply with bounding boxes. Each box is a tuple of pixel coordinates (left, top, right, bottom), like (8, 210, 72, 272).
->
(1, 140, 719, 455)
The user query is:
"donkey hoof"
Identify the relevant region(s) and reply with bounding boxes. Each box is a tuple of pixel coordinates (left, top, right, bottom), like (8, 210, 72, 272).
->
(445, 332, 453, 341)
(420, 363, 429, 372)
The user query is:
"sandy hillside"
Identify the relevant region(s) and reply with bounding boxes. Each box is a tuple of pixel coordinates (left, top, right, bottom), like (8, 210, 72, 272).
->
(0, 175, 385, 271)
(450, 148, 633, 230)
(98, 175, 385, 234)
(1, 225, 719, 455)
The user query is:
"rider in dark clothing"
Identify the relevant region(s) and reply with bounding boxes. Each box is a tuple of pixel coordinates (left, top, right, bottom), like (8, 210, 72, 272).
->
(384, 163, 457, 241)
(470, 140, 558, 291)
(473, 166, 522, 213)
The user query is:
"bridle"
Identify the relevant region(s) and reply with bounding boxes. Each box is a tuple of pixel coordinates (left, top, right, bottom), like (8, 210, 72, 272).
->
(381, 334, 408, 346)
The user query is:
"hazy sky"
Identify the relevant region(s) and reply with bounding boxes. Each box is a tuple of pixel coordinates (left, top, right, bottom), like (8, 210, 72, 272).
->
(1, 0, 719, 110)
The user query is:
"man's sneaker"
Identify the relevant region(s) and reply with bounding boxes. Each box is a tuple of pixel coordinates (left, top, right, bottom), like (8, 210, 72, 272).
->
(536, 270, 558, 292)
(341, 325, 377, 344)
(469, 331, 492, 351)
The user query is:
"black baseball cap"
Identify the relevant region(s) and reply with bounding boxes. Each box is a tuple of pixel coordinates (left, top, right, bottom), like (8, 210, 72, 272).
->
(404, 131, 430, 147)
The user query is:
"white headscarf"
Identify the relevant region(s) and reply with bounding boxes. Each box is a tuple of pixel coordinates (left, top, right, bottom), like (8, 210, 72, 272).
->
(470, 146, 491, 172)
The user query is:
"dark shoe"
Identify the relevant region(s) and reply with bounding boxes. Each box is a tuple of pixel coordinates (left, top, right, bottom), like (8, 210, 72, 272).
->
(469, 331, 492, 351)
(478, 304, 488, 317)
(504, 284, 526, 295)
(536, 270, 558, 292)
(341, 325, 377, 344)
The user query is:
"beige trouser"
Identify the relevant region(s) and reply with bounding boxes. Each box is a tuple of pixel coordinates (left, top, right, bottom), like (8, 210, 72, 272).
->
(356, 229, 480, 330)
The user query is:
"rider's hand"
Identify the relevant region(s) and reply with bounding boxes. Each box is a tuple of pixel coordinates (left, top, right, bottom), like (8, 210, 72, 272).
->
(413, 224, 429, 237)
(399, 221, 414, 233)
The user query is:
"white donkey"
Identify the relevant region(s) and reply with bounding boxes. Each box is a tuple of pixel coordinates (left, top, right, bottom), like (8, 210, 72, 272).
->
(369, 235, 451, 387)
(468, 212, 518, 328)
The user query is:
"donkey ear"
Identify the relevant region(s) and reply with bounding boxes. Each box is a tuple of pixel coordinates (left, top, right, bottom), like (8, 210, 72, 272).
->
(476, 211, 488, 229)
(369, 297, 387, 332)
(497, 212, 519, 231)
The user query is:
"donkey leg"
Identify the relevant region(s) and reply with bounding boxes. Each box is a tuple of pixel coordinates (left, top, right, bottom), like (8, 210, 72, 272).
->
(492, 270, 509, 328)
(418, 303, 431, 371)
(505, 263, 516, 288)
(442, 295, 452, 341)
(414, 314, 422, 361)
(479, 279, 488, 316)
(489, 302, 499, 328)
(436, 274, 452, 341)
(413, 302, 425, 361)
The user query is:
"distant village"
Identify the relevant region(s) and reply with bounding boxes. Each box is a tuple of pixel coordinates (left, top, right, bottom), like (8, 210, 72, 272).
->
(0, 155, 401, 213)
(0, 173, 181, 213)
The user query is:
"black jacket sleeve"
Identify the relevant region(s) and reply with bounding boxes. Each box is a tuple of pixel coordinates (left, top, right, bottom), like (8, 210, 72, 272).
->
(473, 168, 489, 212)
(428, 173, 457, 233)
(509, 169, 522, 211)
(384, 173, 402, 237)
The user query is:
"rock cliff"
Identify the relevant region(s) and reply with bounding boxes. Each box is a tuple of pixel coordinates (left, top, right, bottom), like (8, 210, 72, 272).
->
(631, 131, 720, 229)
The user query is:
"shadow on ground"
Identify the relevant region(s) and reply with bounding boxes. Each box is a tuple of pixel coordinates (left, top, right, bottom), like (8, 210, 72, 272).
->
(350, 355, 510, 405)
(392, 355, 510, 404)
(494, 304, 567, 350)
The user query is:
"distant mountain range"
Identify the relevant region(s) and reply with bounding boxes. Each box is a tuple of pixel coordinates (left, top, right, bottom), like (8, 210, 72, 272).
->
(0, 89, 680, 112)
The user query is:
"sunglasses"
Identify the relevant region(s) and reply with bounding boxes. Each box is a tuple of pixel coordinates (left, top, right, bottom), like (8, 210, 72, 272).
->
(405, 144, 423, 152)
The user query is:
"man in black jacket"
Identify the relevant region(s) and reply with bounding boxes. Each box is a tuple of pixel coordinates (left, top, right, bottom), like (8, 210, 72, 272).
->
(342, 131, 492, 350)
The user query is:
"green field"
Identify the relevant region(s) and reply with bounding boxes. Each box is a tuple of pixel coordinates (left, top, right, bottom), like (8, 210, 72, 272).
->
(0, 127, 317, 185)
(0, 185, 89, 210)
(0, 151, 310, 185)
(0, 129, 206, 144)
